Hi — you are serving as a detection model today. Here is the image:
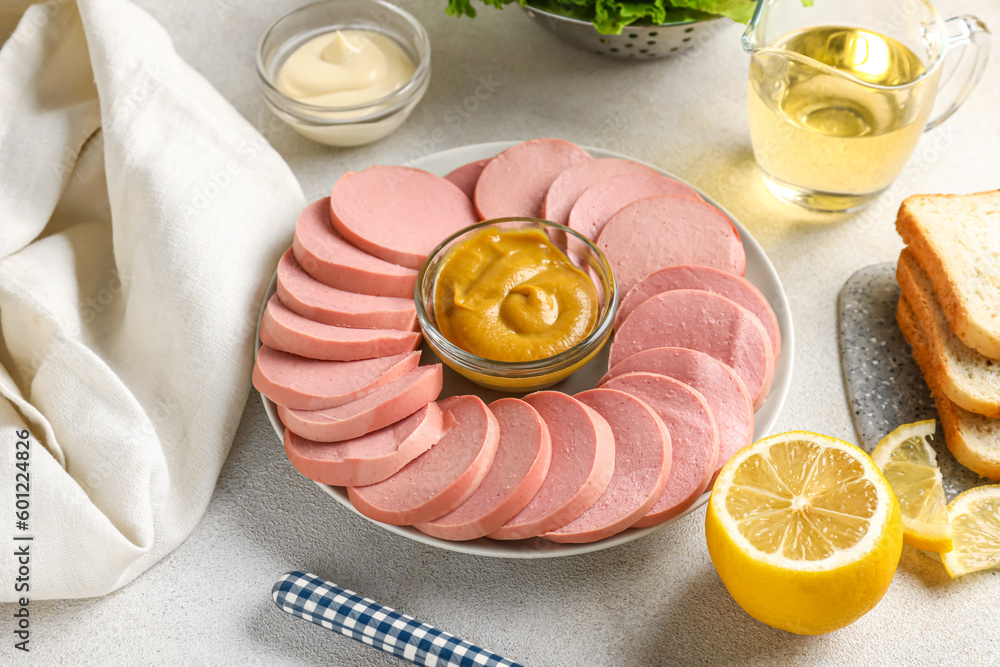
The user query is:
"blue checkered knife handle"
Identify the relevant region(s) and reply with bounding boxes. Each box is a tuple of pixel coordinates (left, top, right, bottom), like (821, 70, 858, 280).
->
(272, 571, 524, 667)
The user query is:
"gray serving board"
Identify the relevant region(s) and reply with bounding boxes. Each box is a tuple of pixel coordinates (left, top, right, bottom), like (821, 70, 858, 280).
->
(838, 263, 986, 500)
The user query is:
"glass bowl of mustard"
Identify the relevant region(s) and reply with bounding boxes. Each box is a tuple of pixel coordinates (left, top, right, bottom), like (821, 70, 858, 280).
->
(416, 218, 618, 392)
(256, 0, 431, 147)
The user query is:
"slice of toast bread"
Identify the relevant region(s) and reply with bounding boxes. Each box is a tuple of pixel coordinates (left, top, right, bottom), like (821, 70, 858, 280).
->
(898, 295, 1000, 480)
(897, 249, 1000, 418)
(896, 190, 1000, 360)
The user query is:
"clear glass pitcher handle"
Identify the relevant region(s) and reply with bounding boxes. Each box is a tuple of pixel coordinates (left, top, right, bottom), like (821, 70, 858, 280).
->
(926, 15, 991, 131)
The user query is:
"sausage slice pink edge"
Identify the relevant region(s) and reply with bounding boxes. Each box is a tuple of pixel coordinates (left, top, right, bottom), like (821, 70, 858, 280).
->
(330, 165, 479, 270)
(347, 395, 500, 526)
(293, 197, 417, 299)
(601, 372, 719, 527)
(614, 264, 781, 359)
(600, 347, 754, 479)
(276, 249, 417, 331)
(278, 364, 443, 442)
(474, 138, 592, 220)
(444, 159, 490, 201)
(415, 397, 552, 541)
(259, 295, 421, 361)
(610, 289, 774, 410)
(488, 391, 614, 541)
(541, 158, 662, 225)
(253, 347, 420, 411)
(283, 402, 456, 487)
(596, 195, 746, 297)
(543, 389, 671, 544)
(567, 172, 702, 241)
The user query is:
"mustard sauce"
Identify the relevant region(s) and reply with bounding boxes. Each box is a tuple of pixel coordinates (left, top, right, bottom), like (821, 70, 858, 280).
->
(433, 228, 598, 362)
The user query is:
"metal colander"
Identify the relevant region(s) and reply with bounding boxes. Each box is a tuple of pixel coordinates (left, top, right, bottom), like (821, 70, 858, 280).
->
(522, 5, 728, 59)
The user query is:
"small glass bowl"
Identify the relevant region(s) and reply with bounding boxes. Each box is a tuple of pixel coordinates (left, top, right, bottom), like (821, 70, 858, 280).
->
(416, 218, 618, 392)
(256, 0, 431, 147)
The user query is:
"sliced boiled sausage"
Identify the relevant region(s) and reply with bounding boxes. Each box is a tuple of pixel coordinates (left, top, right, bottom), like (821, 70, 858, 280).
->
(293, 197, 417, 299)
(283, 403, 453, 487)
(601, 347, 753, 479)
(276, 249, 417, 331)
(597, 195, 746, 297)
(415, 398, 552, 541)
(543, 389, 671, 543)
(259, 295, 421, 361)
(610, 289, 774, 409)
(330, 166, 479, 269)
(278, 364, 443, 442)
(615, 265, 780, 359)
(474, 138, 591, 220)
(488, 391, 614, 540)
(541, 158, 662, 226)
(444, 159, 490, 200)
(567, 173, 701, 241)
(347, 395, 499, 525)
(602, 372, 719, 526)
(253, 347, 420, 411)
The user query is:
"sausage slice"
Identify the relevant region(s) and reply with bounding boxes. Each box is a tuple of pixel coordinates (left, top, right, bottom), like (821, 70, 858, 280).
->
(283, 403, 453, 487)
(474, 138, 591, 219)
(615, 265, 780, 359)
(415, 398, 552, 541)
(601, 347, 754, 480)
(278, 364, 443, 442)
(543, 389, 671, 543)
(610, 289, 774, 409)
(330, 166, 479, 269)
(276, 250, 417, 331)
(259, 295, 421, 361)
(488, 391, 614, 540)
(253, 347, 420, 410)
(597, 195, 746, 297)
(347, 395, 499, 525)
(602, 372, 719, 526)
(293, 197, 417, 298)
(541, 158, 662, 226)
(567, 172, 701, 241)
(444, 159, 491, 200)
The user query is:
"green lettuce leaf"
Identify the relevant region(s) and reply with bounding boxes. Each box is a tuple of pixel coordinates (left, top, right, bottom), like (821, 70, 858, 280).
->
(445, 0, 519, 19)
(444, 0, 788, 32)
(590, 1, 715, 32)
(664, 0, 757, 24)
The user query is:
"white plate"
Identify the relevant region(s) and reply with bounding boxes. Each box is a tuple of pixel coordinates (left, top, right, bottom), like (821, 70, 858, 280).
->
(257, 141, 794, 558)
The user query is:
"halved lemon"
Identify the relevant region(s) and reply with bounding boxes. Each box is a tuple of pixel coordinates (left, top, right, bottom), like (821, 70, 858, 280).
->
(941, 485, 1000, 578)
(705, 431, 903, 635)
(871, 420, 952, 553)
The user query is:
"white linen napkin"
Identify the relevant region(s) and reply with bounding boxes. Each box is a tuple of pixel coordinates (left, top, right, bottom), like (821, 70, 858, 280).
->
(0, 0, 304, 599)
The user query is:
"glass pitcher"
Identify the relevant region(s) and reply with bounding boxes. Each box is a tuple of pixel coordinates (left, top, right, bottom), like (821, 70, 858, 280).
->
(743, 0, 990, 212)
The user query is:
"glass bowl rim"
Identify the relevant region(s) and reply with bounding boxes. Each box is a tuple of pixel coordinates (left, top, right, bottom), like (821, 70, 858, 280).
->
(415, 217, 619, 378)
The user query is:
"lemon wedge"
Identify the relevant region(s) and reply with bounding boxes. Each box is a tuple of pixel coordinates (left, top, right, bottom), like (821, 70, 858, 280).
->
(941, 485, 1000, 578)
(705, 431, 903, 635)
(871, 420, 952, 553)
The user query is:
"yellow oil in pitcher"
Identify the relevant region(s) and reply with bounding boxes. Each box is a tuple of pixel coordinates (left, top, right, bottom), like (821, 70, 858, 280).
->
(749, 26, 938, 200)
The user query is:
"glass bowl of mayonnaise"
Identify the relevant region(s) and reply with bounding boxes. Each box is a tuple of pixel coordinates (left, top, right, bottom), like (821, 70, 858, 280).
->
(416, 218, 619, 393)
(256, 0, 430, 147)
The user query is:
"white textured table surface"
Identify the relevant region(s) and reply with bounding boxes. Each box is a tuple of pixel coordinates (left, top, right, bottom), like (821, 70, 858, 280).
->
(15, 0, 1000, 664)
